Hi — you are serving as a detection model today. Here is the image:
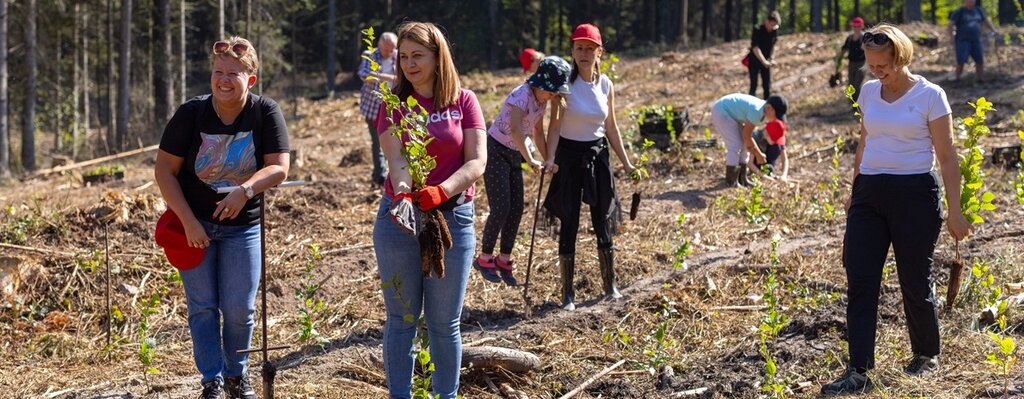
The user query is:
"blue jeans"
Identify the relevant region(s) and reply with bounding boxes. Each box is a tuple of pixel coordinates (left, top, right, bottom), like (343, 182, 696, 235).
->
(955, 37, 984, 65)
(373, 196, 475, 399)
(179, 219, 262, 385)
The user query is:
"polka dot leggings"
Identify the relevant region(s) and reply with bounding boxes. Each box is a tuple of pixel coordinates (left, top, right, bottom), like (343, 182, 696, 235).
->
(481, 136, 525, 255)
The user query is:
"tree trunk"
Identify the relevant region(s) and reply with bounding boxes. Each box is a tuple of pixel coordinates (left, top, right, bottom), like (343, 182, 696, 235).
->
(855, 0, 861, 18)
(904, 0, 923, 22)
(752, 0, 760, 26)
(217, 0, 224, 38)
(679, 0, 689, 47)
(702, 0, 712, 42)
(180, 0, 186, 104)
(788, 0, 795, 31)
(488, 0, 498, 70)
(811, 0, 823, 32)
(998, 0, 1019, 24)
(724, 0, 733, 42)
(56, 17, 63, 153)
(117, 0, 132, 151)
(106, 0, 115, 154)
(291, 11, 297, 119)
(23, 0, 37, 171)
(461, 346, 542, 373)
(82, 6, 90, 158)
(155, 0, 172, 127)
(245, 0, 251, 38)
(73, 3, 81, 158)
(930, 0, 937, 24)
(538, 0, 548, 52)
(326, 0, 336, 93)
(0, 0, 8, 177)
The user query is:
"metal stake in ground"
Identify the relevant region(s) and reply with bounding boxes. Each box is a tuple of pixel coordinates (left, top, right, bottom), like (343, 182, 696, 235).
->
(521, 171, 546, 319)
(218, 181, 304, 399)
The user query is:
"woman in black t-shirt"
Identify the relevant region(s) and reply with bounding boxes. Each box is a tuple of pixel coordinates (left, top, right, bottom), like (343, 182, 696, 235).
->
(154, 37, 289, 399)
(748, 11, 781, 99)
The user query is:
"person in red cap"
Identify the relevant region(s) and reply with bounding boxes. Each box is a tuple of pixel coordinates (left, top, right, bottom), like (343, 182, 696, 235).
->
(835, 16, 867, 100)
(544, 23, 636, 311)
(519, 48, 544, 74)
(746, 119, 789, 181)
(154, 36, 289, 399)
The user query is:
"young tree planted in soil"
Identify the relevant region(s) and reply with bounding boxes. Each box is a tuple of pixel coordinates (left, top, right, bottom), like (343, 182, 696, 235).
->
(137, 291, 161, 385)
(671, 213, 693, 269)
(959, 98, 997, 226)
(630, 138, 655, 220)
(295, 243, 328, 347)
(1014, 130, 1024, 207)
(985, 315, 1018, 399)
(759, 236, 788, 398)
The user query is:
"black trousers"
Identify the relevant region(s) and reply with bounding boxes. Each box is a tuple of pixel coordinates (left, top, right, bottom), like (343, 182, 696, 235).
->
(748, 60, 772, 99)
(843, 173, 943, 370)
(481, 136, 525, 255)
(544, 137, 618, 255)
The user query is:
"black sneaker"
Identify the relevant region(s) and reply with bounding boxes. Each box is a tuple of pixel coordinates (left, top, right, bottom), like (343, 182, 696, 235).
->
(224, 376, 257, 399)
(199, 380, 224, 399)
(821, 368, 874, 395)
(903, 355, 939, 376)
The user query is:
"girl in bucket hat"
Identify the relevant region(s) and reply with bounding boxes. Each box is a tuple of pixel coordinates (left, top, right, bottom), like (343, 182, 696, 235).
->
(474, 56, 572, 285)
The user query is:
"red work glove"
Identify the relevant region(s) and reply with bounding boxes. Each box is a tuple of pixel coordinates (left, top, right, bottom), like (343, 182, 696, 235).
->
(414, 185, 449, 211)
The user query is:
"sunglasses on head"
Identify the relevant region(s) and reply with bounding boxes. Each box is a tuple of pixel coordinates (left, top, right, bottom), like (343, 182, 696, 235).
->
(862, 31, 890, 46)
(213, 41, 249, 55)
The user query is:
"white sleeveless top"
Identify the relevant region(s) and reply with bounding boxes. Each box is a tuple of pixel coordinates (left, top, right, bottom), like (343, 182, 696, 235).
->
(559, 74, 612, 141)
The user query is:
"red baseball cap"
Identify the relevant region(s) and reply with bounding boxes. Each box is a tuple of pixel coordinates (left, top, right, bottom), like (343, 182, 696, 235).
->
(571, 23, 602, 46)
(155, 209, 205, 270)
(765, 120, 787, 146)
(520, 48, 539, 72)
(850, 17, 865, 27)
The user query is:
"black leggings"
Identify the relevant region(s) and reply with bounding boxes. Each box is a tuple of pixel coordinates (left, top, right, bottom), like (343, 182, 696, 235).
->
(481, 136, 525, 255)
(546, 138, 616, 255)
(843, 173, 943, 370)
(748, 60, 772, 99)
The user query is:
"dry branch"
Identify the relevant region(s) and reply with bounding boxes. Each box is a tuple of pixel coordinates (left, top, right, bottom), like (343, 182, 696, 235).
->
(30, 144, 159, 178)
(557, 359, 627, 399)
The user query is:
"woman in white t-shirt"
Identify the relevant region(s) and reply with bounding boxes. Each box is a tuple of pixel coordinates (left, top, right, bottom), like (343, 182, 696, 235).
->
(543, 23, 636, 311)
(821, 24, 971, 396)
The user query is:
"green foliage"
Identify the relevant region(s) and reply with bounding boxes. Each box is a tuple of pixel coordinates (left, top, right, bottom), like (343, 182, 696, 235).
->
(1015, 130, 1024, 207)
(295, 243, 328, 347)
(959, 98, 996, 226)
(985, 315, 1018, 398)
(75, 250, 103, 274)
(742, 182, 770, 226)
(640, 297, 678, 376)
(137, 292, 162, 381)
(671, 213, 693, 269)
(84, 164, 125, 177)
(845, 85, 861, 123)
(632, 105, 679, 143)
(412, 319, 438, 399)
(759, 236, 789, 398)
(363, 27, 437, 189)
(1, 204, 40, 245)
(631, 138, 655, 181)
(964, 258, 1006, 317)
(600, 53, 621, 83)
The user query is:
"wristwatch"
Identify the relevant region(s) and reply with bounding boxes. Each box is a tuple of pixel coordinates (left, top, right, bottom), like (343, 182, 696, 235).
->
(241, 184, 255, 199)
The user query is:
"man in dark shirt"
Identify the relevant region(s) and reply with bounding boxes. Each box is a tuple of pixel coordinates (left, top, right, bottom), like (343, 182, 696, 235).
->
(748, 11, 781, 99)
(947, 0, 997, 81)
(836, 16, 867, 100)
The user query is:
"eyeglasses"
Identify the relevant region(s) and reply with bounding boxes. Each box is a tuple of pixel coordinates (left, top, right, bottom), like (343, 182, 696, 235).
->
(213, 41, 249, 55)
(862, 32, 890, 46)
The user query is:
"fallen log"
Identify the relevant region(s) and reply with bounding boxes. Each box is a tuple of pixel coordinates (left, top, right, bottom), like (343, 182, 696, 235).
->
(462, 346, 542, 373)
(557, 359, 626, 399)
(30, 144, 159, 178)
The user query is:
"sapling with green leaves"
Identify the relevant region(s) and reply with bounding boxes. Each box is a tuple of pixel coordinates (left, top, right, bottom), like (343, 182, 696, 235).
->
(959, 98, 997, 226)
(985, 315, 1018, 399)
(600, 52, 621, 83)
(759, 236, 788, 398)
(629, 138, 655, 220)
(640, 296, 678, 376)
(1014, 130, 1024, 207)
(742, 178, 770, 226)
(137, 291, 161, 384)
(295, 243, 328, 346)
(671, 213, 693, 269)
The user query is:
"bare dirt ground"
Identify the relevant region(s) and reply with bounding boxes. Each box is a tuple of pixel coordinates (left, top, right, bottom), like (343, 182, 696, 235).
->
(3, 24, 1024, 398)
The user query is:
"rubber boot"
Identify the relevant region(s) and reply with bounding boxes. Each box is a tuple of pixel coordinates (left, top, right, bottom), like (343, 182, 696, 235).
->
(738, 165, 752, 187)
(598, 248, 622, 299)
(559, 254, 576, 310)
(725, 165, 741, 187)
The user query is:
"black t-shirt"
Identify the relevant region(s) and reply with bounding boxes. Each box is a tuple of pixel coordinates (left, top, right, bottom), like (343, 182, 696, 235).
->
(159, 94, 289, 226)
(749, 24, 778, 65)
(842, 34, 866, 63)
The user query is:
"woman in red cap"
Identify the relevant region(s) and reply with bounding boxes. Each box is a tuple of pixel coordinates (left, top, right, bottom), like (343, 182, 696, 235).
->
(544, 23, 636, 311)
(835, 16, 867, 100)
(154, 36, 289, 399)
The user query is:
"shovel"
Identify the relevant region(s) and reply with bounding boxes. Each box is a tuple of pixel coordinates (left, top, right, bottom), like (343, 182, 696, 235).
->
(217, 180, 304, 399)
(521, 171, 546, 319)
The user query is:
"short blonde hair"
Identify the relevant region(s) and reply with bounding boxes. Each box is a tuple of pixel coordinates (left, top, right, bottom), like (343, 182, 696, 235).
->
(394, 22, 460, 110)
(209, 36, 260, 75)
(862, 24, 913, 67)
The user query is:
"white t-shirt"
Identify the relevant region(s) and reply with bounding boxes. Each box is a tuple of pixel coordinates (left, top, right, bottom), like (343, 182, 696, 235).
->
(559, 74, 612, 141)
(859, 77, 951, 175)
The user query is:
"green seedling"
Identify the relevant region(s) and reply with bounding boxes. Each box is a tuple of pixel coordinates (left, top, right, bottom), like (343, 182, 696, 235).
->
(743, 180, 770, 226)
(84, 163, 125, 177)
(1014, 130, 1024, 207)
(640, 296, 678, 376)
(631, 138, 655, 182)
(137, 291, 161, 384)
(959, 98, 997, 226)
(295, 243, 328, 347)
(985, 316, 1018, 399)
(759, 236, 789, 398)
(671, 213, 693, 269)
(600, 53, 621, 83)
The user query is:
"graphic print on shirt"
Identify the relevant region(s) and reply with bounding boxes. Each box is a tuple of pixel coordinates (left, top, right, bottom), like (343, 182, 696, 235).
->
(195, 131, 257, 189)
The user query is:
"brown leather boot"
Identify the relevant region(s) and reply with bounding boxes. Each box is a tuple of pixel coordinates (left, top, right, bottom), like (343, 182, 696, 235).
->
(559, 254, 576, 310)
(598, 248, 622, 299)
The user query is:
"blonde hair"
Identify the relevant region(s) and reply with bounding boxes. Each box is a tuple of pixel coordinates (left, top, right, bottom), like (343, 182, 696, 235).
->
(209, 36, 259, 74)
(862, 24, 914, 68)
(394, 22, 460, 110)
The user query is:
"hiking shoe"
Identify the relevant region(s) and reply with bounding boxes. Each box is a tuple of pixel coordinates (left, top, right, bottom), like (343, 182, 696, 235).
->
(903, 355, 939, 376)
(224, 376, 257, 399)
(495, 257, 518, 286)
(472, 255, 501, 283)
(199, 380, 225, 399)
(821, 368, 873, 395)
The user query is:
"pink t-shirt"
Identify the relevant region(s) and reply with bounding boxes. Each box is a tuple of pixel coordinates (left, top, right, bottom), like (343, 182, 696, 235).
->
(376, 89, 486, 202)
(487, 84, 546, 150)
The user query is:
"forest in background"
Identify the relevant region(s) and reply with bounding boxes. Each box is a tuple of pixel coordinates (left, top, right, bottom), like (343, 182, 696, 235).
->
(0, 0, 1021, 177)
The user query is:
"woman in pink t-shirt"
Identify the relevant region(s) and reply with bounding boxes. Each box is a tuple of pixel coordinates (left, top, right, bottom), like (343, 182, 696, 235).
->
(473, 56, 571, 286)
(372, 22, 486, 399)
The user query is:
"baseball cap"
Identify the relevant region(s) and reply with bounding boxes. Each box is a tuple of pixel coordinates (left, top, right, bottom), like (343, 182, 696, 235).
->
(766, 95, 789, 122)
(571, 23, 602, 46)
(155, 209, 206, 270)
(527, 56, 572, 95)
(519, 48, 540, 72)
(850, 17, 865, 27)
